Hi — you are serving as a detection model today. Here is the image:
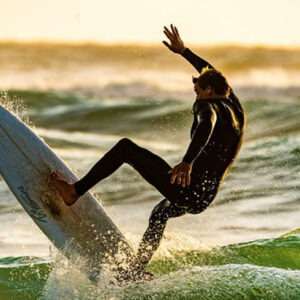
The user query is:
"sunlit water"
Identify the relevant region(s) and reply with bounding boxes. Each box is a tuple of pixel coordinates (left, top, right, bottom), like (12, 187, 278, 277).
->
(1, 43, 300, 299)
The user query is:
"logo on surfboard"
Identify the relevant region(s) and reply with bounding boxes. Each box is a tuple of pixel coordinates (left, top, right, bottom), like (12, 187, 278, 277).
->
(17, 186, 47, 223)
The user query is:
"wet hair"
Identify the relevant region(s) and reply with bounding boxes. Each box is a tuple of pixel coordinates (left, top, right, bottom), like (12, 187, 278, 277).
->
(193, 68, 230, 96)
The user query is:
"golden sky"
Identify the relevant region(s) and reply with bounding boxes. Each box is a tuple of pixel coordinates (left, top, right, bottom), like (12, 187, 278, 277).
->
(1, 0, 299, 45)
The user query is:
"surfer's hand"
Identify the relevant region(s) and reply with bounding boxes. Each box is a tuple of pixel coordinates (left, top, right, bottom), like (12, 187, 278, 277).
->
(162, 24, 186, 54)
(169, 162, 192, 187)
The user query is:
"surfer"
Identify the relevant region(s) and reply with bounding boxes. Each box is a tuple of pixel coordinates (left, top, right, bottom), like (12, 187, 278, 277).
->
(51, 24, 245, 279)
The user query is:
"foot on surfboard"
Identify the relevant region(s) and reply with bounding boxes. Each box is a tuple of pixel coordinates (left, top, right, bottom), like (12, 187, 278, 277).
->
(50, 171, 79, 206)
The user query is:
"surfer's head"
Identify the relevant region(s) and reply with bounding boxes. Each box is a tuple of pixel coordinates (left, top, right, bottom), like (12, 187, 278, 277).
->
(193, 68, 230, 99)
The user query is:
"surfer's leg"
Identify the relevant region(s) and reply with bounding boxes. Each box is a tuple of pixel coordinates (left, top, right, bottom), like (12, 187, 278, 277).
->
(134, 199, 186, 272)
(74, 138, 176, 198)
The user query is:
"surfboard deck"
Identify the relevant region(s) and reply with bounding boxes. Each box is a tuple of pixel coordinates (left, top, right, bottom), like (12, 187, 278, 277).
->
(0, 105, 135, 277)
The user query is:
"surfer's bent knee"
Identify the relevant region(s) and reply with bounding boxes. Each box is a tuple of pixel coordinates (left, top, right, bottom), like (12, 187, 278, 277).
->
(149, 199, 171, 225)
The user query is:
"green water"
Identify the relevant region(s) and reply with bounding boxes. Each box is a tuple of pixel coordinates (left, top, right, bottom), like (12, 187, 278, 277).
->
(2, 232, 300, 299)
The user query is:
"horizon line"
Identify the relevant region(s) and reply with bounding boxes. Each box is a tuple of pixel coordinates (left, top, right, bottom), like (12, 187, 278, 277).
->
(1, 38, 300, 50)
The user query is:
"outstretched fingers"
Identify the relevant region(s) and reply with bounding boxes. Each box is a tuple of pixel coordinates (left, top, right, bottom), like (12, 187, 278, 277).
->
(170, 24, 180, 39)
(171, 24, 176, 36)
(174, 25, 180, 38)
(163, 27, 174, 41)
(164, 26, 172, 35)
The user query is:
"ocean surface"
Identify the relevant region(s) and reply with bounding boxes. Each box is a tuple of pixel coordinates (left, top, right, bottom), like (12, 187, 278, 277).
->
(1, 42, 300, 299)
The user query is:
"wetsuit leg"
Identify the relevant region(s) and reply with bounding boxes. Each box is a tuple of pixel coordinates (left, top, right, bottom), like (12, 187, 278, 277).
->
(134, 199, 186, 272)
(132, 177, 221, 272)
(74, 138, 218, 273)
(74, 138, 180, 200)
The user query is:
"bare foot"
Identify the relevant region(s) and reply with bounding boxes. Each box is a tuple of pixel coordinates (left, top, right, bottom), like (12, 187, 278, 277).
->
(50, 171, 79, 206)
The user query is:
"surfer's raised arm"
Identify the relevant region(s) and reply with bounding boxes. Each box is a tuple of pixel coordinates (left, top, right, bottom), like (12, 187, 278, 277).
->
(162, 24, 242, 115)
(162, 24, 214, 73)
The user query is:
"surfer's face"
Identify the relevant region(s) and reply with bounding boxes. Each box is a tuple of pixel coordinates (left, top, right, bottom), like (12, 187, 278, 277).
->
(193, 78, 213, 100)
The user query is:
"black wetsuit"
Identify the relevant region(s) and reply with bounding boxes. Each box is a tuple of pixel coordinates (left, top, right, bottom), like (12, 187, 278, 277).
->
(74, 48, 245, 270)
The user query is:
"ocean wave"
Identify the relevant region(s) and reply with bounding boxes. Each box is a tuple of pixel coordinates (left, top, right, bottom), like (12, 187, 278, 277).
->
(3, 87, 299, 142)
(2, 232, 300, 299)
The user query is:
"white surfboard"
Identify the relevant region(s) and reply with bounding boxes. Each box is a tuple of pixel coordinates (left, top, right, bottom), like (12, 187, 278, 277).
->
(0, 105, 134, 276)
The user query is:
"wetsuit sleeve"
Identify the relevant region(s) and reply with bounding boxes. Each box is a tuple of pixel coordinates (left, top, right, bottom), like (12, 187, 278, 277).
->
(181, 48, 214, 73)
(182, 103, 217, 164)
